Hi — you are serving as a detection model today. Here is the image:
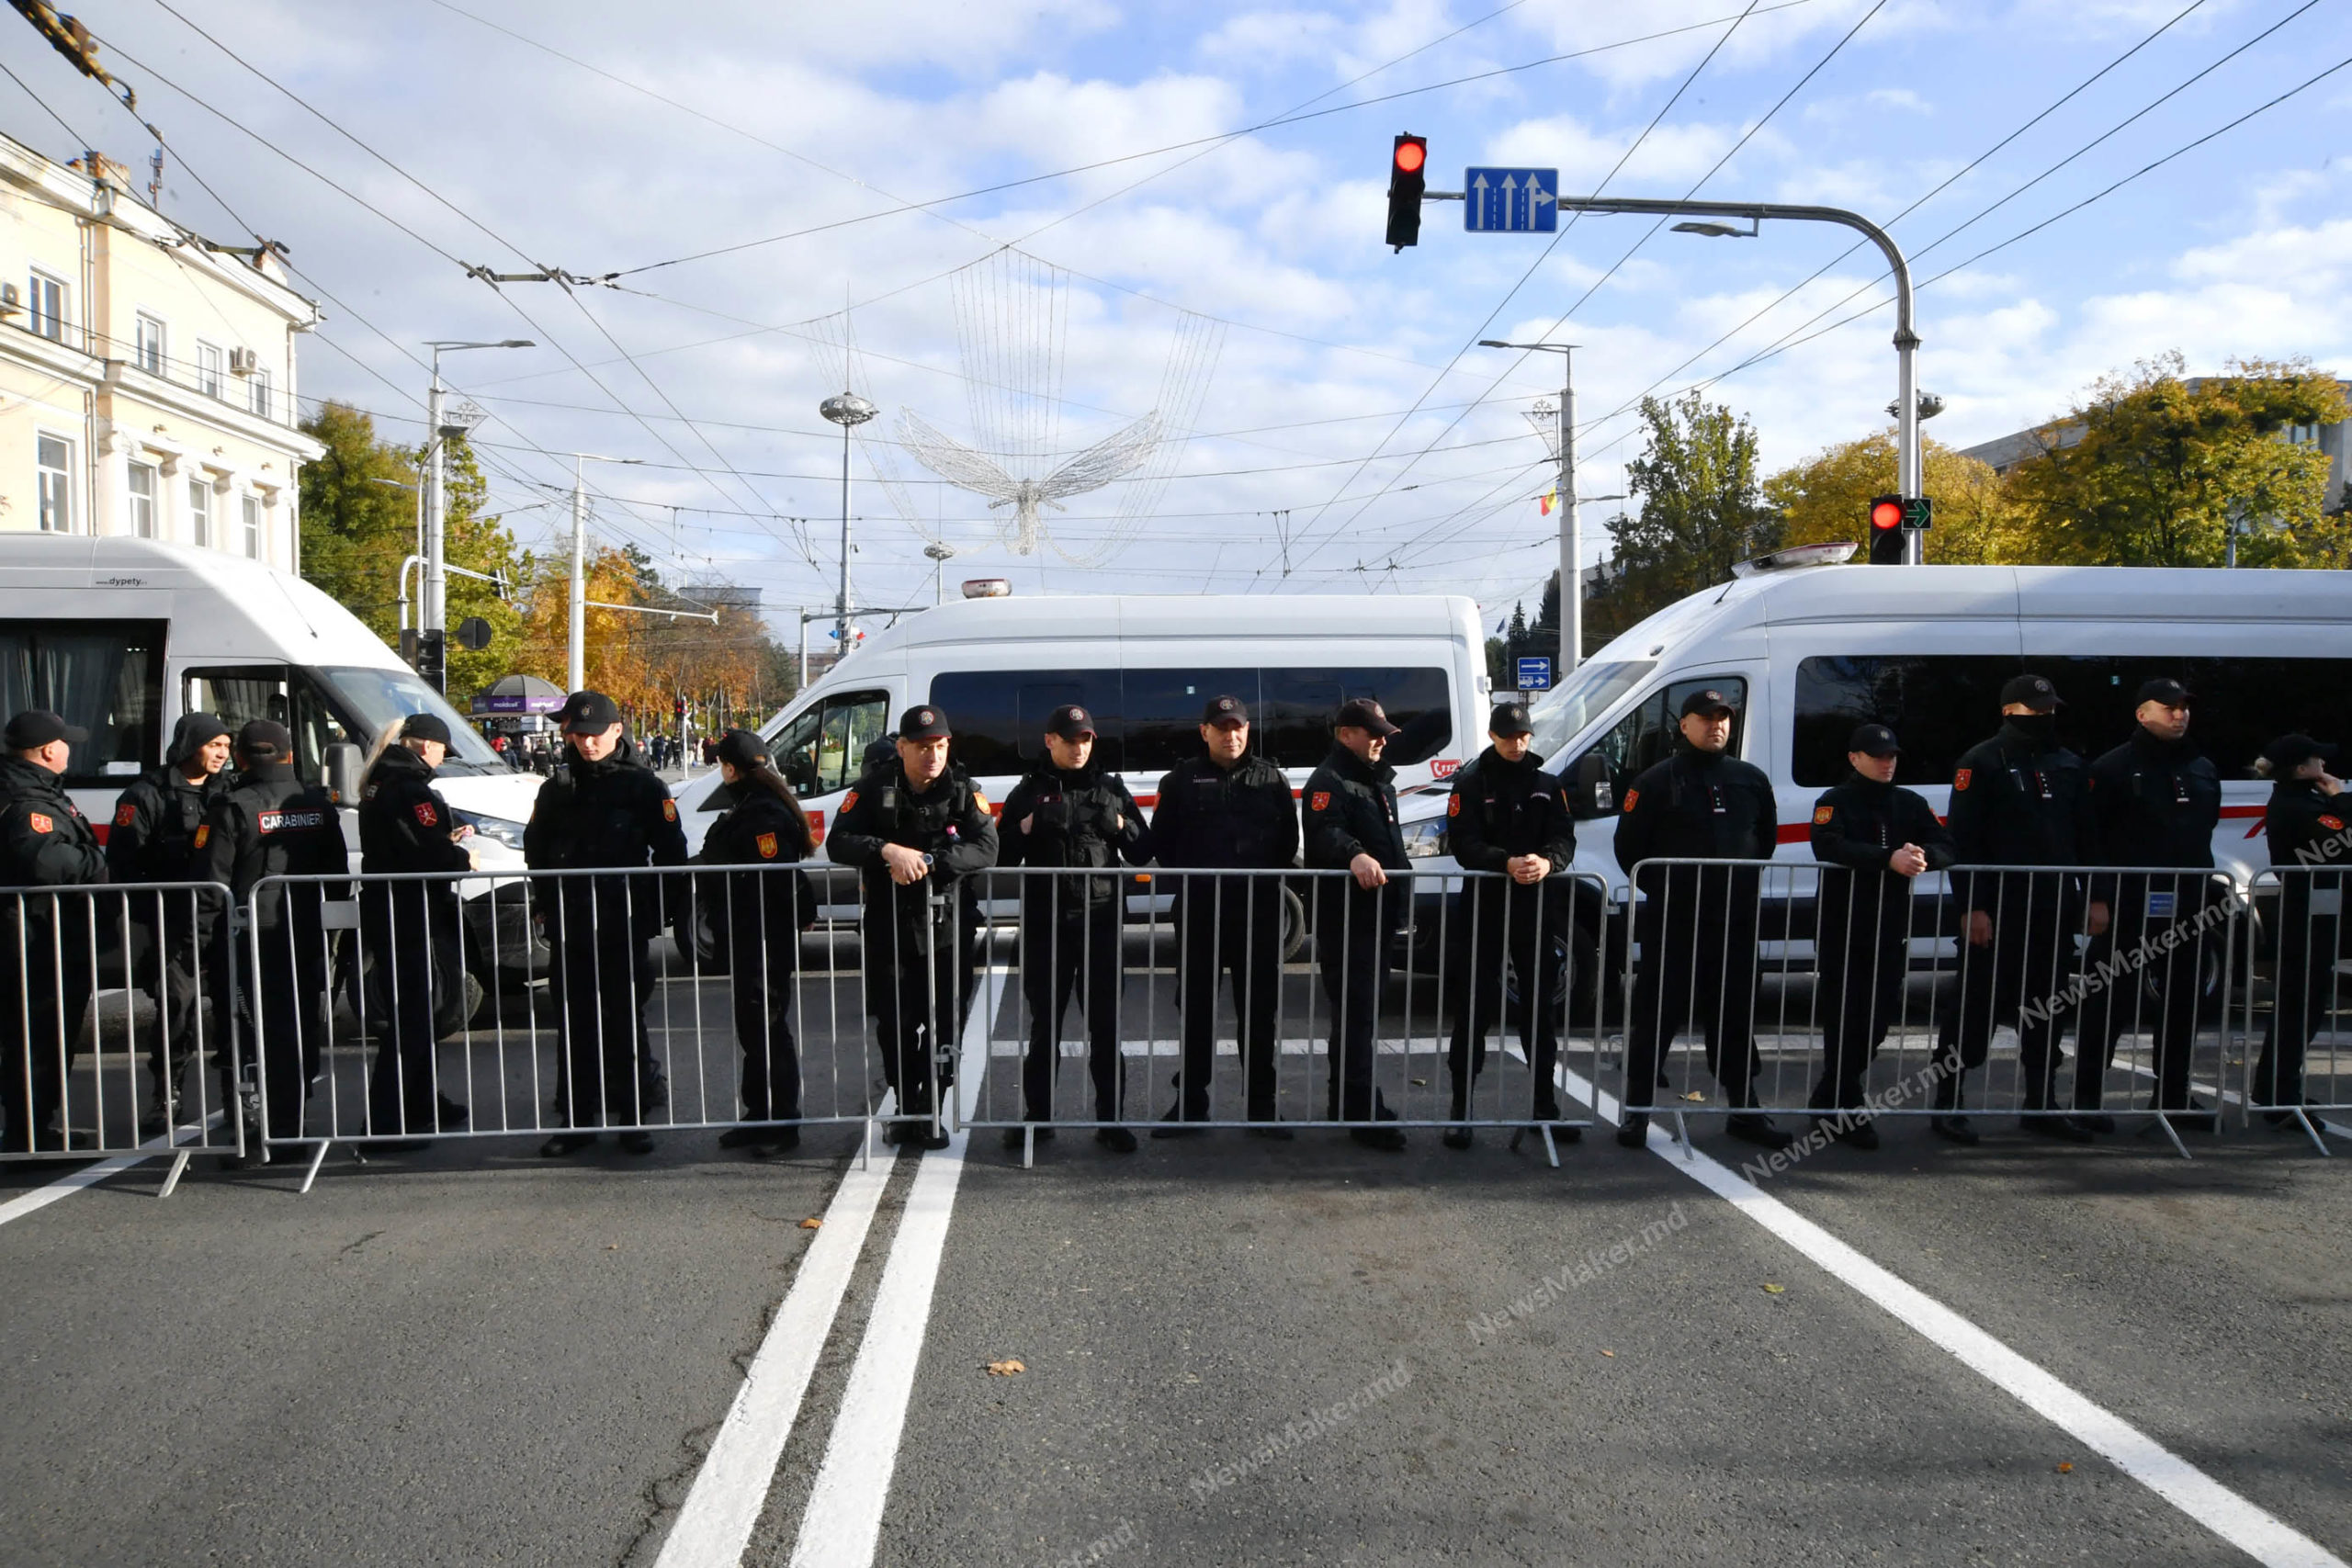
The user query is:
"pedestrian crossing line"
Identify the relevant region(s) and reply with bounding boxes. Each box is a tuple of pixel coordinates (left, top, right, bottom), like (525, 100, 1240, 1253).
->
(1552, 1060, 2348, 1568)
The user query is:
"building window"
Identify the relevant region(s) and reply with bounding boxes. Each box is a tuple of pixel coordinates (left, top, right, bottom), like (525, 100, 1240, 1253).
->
(134, 313, 165, 376)
(28, 272, 65, 342)
(197, 342, 223, 399)
(127, 461, 156, 537)
(241, 494, 262, 558)
(2286, 421, 2322, 447)
(36, 434, 72, 533)
(188, 478, 212, 548)
(249, 367, 272, 421)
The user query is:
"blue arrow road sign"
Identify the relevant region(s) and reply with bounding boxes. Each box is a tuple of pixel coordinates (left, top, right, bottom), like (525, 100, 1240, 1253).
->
(1515, 655, 1554, 691)
(1465, 168, 1558, 232)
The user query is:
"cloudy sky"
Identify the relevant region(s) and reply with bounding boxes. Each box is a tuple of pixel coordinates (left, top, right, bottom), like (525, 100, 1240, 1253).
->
(6, 0, 2346, 633)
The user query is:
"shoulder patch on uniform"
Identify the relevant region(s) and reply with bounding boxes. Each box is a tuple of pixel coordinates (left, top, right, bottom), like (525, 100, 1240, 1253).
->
(756, 830, 778, 859)
(2323, 815, 2346, 832)
(662, 798, 678, 822)
(1621, 788, 1639, 812)
(1446, 795, 1461, 818)
(842, 789, 859, 813)
(1952, 768, 1972, 792)
(972, 789, 990, 814)
(193, 823, 209, 849)
(1309, 791, 1330, 812)
(114, 802, 136, 828)
(413, 799, 439, 828)
(27, 812, 51, 834)
(1813, 804, 1835, 825)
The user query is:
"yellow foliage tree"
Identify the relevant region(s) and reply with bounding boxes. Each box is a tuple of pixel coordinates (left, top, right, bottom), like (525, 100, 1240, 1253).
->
(1765, 431, 2036, 564)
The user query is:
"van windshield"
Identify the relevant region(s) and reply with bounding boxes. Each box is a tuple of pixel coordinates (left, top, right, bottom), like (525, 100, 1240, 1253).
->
(317, 666, 505, 772)
(1527, 660, 1652, 760)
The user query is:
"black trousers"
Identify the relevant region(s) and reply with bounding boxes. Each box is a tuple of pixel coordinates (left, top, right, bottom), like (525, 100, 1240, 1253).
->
(546, 889, 662, 1129)
(1624, 913, 1762, 1115)
(1445, 882, 1566, 1116)
(863, 885, 975, 1122)
(1018, 897, 1123, 1122)
(1935, 878, 2075, 1111)
(1172, 877, 1283, 1121)
(1811, 890, 1913, 1112)
(1315, 882, 1393, 1122)
(2075, 877, 2220, 1114)
(131, 931, 229, 1119)
(729, 913, 801, 1123)
(243, 921, 330, 1141)
(363, 888, 461, 1134)
(0, 914, 94, 1151)
(2256, 895, 2339, 1109)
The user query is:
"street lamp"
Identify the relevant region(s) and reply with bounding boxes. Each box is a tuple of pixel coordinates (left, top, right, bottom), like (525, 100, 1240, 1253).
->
(820, 392, 878, 655)
(419, 338, 532, 689)
(563, 452, 642, 694)
(1478, 340, 1585, 675)
(924, 539, 957, 605)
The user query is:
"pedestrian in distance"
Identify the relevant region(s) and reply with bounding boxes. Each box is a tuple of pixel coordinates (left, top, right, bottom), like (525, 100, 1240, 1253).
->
(107, 711, 233, 1139)
(695, 728, 816, 1156)
(1304, 696, 1411, 1151)
(525, 692, 688, 1158)
(0, 710, 107, 1155)
(1440, 699, 1581, 1150)
(1933, 674, 2098, 1145)
(1150, 694, 1298, 1139)
(826, 705, 998, 1150)
(1806, 724, 1954, 1150)
(999, 704, 1150, 1154)
(2251, 733, 2345, 1128)
(201, 719, 347, 1150)
(2076, 678, 2223, 1134)
(355, 713, 475, 1152)
(1613, 689, 1790, 1151)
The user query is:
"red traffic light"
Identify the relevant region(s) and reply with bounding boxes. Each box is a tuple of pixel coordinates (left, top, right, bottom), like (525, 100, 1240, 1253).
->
(1869, 496, 1904, 531)
(1394, 140, 1426, 175)
(1385, 134, 1428, 251)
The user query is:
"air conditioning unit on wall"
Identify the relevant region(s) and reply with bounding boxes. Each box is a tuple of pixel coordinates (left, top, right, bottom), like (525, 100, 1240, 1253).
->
(228, 346, 257, 376)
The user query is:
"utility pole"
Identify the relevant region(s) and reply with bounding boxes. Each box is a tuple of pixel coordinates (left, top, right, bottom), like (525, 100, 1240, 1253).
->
(565, 452, 642, 694)
(421, 339, 530, 689)
(1481, 341, 1581, 675)
(820, 393, 877, 657)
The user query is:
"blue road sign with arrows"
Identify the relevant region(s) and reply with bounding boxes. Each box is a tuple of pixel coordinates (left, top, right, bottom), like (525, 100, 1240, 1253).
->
(1515, 655, 1554, 691)
(1465, 168, 1558, 232)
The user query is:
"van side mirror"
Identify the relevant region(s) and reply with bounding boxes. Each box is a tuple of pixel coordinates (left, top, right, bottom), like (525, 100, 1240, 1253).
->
(322, 742, 363, 806)
(1566, 751, 1615, 820)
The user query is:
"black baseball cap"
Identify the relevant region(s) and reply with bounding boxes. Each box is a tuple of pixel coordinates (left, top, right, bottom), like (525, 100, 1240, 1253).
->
(899, 705, 952, 741)
(560, 690, 622, 735)
(2000, 673, 2063, 712)
(1046, 704, 1097, 739)
(1488, 701, 1532, 738)
(2136, 676, 2193, 707)
(1202, 694, 1249, 727)
(400, 713, 452, 746)
(5, 709, 87, 750)
(2260, 733, 2338, 773)
(1336, 696, 1401, 738)
(1678, 689, 1737, 719)
(1848, 723, 1900, 758)
(715, 728, 770, 770)
(236, 718, 291, 760)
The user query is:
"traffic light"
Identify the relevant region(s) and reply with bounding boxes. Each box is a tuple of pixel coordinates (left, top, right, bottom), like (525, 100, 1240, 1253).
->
(416, 627, 447, 690)
(1385, 134, 1427, 251)
(1868, 494, 1905, 565)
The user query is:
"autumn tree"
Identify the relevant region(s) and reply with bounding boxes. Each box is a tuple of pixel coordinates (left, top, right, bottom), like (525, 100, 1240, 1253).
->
(1766, 431, 2034, 565)
(1588, 392, 1777, 638)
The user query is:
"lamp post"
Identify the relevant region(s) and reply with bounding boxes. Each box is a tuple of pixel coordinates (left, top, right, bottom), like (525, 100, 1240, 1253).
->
(564, 453, 642, 694)
(420, 339, 531, 685)
(1479, 341, 1582, 673)
(924, 540, 956, 605)
(820, 392, 878, 656)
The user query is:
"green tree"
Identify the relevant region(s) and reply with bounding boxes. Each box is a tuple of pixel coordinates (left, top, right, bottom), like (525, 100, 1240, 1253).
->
(438, 436, 527, 700)
(1766, 431, 2037, 565)
(1593, 392, 1778, 637)
(2006, 354, 2351, 568)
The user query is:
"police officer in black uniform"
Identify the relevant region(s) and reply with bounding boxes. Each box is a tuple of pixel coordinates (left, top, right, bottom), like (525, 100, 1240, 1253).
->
(2076, 678, 2223, 1134)
(1304, 697, 1410, 1151)
(1934, 673, 2098, 1145)
(1807, 724, 1954, 1148)
(695, 728, 815, 1156)
(1614, 689, 1787, 1150)
(202, 719, 348, 1146)
(1, 711, 107, 1154)
(356, 713, 474, 1147)
(107, 711, 232, 1136)
(999, 704, 1150, 1152)
(1441, 700, 1579, 1150)
(525, 692, 689, 1158)
(2252, 733, 2345, 1127)
(1152, 694, 1299, 1136)
(827, 705, 999, 1149)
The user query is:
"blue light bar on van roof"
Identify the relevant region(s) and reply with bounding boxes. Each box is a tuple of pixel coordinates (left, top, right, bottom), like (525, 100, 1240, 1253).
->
(1731, 541, 1859, 578)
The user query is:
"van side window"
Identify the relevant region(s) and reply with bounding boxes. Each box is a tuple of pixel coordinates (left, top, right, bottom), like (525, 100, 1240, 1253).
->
(1587, 676, 1749, 801)
(1793, 656, 2018, 787)
(927, 670, 1120, 776)
(183, 665, 357, 784)
(0, 619, 164, 785)
(773, 688, 891, 798)
(1258, 666, 1453, 768)
(1121, 668, 1258, 774)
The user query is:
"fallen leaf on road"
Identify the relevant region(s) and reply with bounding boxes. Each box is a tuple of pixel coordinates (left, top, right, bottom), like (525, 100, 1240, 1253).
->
(1761, 1283, 1785, 1294)
(1681, 1091, 1707, 1102)
(2057, 1461, 2074, 1473)
(1600, 1349, 1615, 1358)
(986, 1359, 1026, 1376)
(1408, 1077, 1428, 1087)
(605, 1244, 618, 1251)
(799, 1217, 822, 1229)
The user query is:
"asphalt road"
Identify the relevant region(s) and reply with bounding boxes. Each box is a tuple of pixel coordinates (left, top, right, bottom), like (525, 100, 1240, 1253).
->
(2, 963, 2346, 1568)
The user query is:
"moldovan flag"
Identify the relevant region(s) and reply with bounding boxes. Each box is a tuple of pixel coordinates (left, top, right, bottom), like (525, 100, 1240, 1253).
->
(1538, 488, 1556, 516)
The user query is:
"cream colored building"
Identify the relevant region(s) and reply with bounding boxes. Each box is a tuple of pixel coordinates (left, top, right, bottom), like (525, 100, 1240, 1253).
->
(0, 131, 321, 570)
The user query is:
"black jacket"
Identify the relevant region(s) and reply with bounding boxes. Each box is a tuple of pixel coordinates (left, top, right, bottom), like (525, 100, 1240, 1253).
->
(826, 758, 999, 918)
(107, 714, 230, 890)
(1612, 744, 1777, 872)
(201, 761, 348, 938)
(0, 755, 107, 958)
(1303, 743, 1407, 873)
(525, 736, 689, 940)
(1150, 750, 1297, 874)
(1446, 746, 1575, 881)
(2263, 778, 2346, 899)
(2086, 728, 2221, 872)
(999, 760, 1150, 911)
(695, 772, 815, 956)
(1810, 772, 1955, 923)
(359, 744, 474, 879)
(1946, 718, 2095, 915)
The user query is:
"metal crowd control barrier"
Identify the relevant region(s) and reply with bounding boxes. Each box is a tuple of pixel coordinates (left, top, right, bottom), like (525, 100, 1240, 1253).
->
(2, 881, 242, 1193)
(1621, 858, 2244, 1159)
(245, 863, 882, 1190)
(2241, 866, 2348, 1155)
(960, 865, 1618, 1166)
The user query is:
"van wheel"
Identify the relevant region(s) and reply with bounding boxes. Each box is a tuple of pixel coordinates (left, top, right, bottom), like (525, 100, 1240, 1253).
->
(1280, 886, 1308, 963)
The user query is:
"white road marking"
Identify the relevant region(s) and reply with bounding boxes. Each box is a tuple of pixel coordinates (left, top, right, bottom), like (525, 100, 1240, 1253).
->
(786, 968, 1005, 1568)
(1558, 1062, 2347, 1568)
(650, 1119, 902, 1567)
(0, 1115, 226, 1230)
